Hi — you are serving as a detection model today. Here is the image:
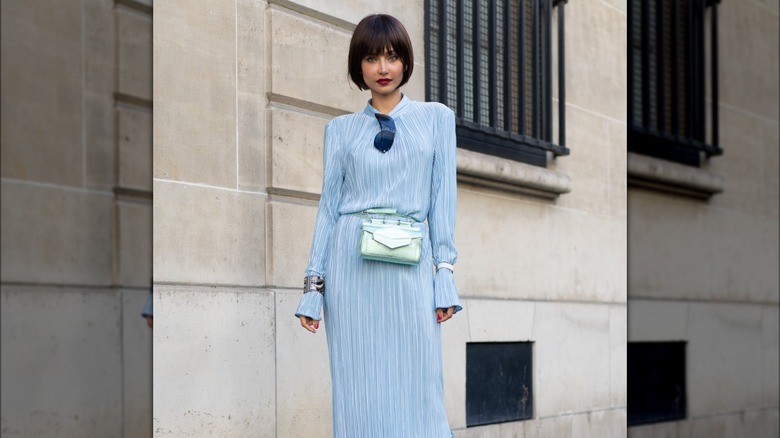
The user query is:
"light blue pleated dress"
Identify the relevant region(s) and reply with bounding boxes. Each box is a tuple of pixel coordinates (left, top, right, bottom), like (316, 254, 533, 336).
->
(295, 95, 462, 438)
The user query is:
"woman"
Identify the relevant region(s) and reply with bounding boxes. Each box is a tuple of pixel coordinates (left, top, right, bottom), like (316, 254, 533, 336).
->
(295, 14, 461, 437)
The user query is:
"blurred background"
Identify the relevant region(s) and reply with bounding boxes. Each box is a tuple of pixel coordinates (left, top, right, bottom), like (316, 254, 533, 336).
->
(1, 0, 777, 437)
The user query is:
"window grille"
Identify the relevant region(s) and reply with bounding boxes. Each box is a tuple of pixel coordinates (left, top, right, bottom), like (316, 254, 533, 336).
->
(466, 342, 533, 426)
(628, 342, 687, 425)
(628, 0, 722, 166)
(426, 0, 569, 167)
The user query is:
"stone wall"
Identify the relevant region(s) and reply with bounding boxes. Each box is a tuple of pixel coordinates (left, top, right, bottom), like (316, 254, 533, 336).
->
(1, 0, 152, 437)
(627, 0, 779, 436)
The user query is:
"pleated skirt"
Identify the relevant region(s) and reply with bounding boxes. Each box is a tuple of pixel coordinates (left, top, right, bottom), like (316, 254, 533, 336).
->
(323, 214, 452, 438)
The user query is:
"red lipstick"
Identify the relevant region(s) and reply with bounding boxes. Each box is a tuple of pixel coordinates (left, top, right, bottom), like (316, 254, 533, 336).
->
(377, 78, 392, 86)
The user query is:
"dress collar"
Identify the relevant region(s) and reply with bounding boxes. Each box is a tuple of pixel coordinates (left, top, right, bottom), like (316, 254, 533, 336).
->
(362, 93, 411, 118)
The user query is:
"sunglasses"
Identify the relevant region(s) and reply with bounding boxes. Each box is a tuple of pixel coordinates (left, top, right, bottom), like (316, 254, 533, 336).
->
(374, 114, 396, 153)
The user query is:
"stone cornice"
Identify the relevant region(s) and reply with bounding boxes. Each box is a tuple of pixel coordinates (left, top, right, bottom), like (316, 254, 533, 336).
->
(627, 152, 724, 199)
(456, 149, 572, 199)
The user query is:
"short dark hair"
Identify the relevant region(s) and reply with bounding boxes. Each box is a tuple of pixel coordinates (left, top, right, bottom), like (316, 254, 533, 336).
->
(348, 14, 414, 91)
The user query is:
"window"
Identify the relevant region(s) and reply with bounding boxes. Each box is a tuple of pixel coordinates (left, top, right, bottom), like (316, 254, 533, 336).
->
(466, 342, 533, 426)
(628, 342, 687, 426)
(426, 0, 569, 167)
(628, 0, 722, 166)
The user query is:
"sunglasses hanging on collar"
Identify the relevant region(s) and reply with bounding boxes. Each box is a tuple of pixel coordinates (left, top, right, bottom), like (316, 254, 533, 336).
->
(374, 113, 396, 153)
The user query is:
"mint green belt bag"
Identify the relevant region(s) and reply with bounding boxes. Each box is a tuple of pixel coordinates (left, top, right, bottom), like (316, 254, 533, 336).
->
(355, 208, 423, 265)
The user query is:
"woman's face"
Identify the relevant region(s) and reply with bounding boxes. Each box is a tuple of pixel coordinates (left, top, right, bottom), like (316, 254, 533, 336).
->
(361, 48, 405, 96)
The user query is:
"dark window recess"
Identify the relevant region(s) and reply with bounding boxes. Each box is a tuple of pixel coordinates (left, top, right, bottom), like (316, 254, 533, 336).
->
(426, 0, 569, 167)
(628, 341, 687, 426)
(466, 342, 533, 426)
(628, 0, 722, 166)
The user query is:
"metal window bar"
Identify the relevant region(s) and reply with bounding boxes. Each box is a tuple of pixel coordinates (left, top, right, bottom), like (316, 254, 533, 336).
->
(710, 0, 718, 147)
(489, 0, 498, 127)
(557, 0, 566, 146)
(438, 0, 448, 107)
(544, 0, 552, 142)
(472, 0, 481, 125)
(503, 0, 512, 132)
(457, 0, 465, 119)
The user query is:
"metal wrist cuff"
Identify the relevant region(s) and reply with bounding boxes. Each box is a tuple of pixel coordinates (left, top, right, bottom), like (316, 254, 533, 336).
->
(303, 275, 325, 294)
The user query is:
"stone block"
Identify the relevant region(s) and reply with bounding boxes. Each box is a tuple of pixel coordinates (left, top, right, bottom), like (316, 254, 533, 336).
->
(761, 121, 779, 219)
(628, 420, 688, 438)
(270, 8, 365, 112)
(153, 286, 276, 437)
(608, 119, 628, 219)
(709, 106, 765, 215)
(270, 107, 331, 194)
(627, 299, 689, 341)
(237, 0, 267, 192)
(454, 188, 549, 301)
(762, 306, 779, 406)
(441, 300, 469, 431)
(122, 288, 153, 438)
(610, 305, 627, 407)
(153, 181, 265, 286)
(719, 1, 779, 123)
(699, 208, 779, 302)
(0, 0, 83, 186)
(547, 209, 626, 303)
(118, 106, 153, 192)
(552, 106, 611, 215)
(0, 286, 122, 437)
(521, 415, 574, 437)
(533, 302, 611, 417)
(0, 182, 112, 285)
(117, 7, 152, 100)
(117, 200, 152, 288)
(627, 189, 710, 300)
(84, 0, 117, 190)
(275, 290, 332, 438)
(565, 0, 627, 122)
(570, 409, 627, 437)
(153, 0, 237, 187)
(687, 302, 765, 416)
(465, 298, 535, 343)
(268, 200, 318, 288)
(284, 0, 425, 51)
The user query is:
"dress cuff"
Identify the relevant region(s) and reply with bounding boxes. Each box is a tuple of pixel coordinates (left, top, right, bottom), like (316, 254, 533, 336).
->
(294, 291, 323, 320)
(434, 268, 462, 313)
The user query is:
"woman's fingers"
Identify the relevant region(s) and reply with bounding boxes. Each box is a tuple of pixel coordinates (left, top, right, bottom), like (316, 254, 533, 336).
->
(299, 316, 320, 333)
(436, 307, 456, 323)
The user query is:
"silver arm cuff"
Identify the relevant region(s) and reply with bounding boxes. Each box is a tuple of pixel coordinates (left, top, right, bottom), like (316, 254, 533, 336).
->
(303, 275, 325, 294)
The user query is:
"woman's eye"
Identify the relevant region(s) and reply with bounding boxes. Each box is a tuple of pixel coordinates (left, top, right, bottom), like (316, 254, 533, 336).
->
(389, 55, 399, 61)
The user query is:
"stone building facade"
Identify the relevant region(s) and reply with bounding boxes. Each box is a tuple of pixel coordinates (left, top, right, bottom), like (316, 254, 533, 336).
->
(626, 0, 779, 436)
(152, 0, 627, 436)
(1, 0, 153, 437)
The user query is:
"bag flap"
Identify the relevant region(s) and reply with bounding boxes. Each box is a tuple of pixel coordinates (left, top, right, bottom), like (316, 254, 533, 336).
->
(363, 224, 422, 249)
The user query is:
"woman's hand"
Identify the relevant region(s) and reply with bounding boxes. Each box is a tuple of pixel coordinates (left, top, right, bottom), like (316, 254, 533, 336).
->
(299, 315, 320, 333)
(436, 306, 456, 323)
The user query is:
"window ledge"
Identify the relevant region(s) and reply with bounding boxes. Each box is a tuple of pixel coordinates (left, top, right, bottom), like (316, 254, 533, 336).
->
(628, 152, 724, 199)
(456, 149, 572, 199)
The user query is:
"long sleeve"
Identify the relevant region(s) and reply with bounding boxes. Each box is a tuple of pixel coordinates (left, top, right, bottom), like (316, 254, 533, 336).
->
(429, 107, 462, 313)
(295, 121, 344, 320)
